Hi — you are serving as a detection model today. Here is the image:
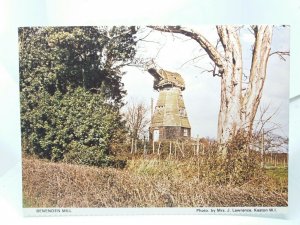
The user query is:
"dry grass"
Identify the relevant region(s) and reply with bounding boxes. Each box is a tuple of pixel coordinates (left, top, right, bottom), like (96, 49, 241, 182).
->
(22, 157, 287, 208)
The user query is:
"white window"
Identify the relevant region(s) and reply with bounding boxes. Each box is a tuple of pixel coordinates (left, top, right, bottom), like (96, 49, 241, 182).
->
(179, 108, 186, 117)
(153, 129, 159, 142)
(183, 129, 188, 137)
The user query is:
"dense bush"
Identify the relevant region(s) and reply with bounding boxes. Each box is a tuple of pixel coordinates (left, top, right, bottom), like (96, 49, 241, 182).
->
(63, 141, 112, 167)
(19, 26, 137, 166)
(22, 88, 124, 166)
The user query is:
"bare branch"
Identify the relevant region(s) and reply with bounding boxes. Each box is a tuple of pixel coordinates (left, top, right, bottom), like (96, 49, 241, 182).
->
(178, 40, 220, 70)
(177, 54, 206, 69)
(193, 63, 222, 77)
(148, 26, 225, 69)
(123, 100, 150, 139)
(135, 29, 160, 44)
(269, 51, 290, 61)
(253, 104, 280, 135)
(154, 40, 167, 59)
(247, 27, 255, 35)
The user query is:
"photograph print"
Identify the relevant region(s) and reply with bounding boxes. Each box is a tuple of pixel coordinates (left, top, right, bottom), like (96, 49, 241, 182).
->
(20, 25, 289, 210)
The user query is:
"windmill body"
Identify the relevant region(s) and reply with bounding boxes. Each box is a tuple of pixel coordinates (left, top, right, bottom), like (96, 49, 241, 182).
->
(148, 68, 191, 141)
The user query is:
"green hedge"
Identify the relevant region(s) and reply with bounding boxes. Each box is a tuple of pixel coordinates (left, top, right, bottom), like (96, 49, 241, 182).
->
(21, 87, 123, 166)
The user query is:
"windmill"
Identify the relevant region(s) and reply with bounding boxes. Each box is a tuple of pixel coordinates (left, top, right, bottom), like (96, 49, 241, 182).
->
(148, 67, 191, 142)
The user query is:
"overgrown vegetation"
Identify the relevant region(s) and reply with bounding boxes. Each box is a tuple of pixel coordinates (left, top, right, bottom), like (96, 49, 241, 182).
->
(22, 157, 287, 207)
(22, 88, 122, 164)
(22, 128, 288, 207)
(22, 132, 288, 207)
(19, 26, 137, 166)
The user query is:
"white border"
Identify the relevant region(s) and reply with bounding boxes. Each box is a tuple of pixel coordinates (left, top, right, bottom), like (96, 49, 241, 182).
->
(23, 207, 288, 217)
(0, 0, 299, 224)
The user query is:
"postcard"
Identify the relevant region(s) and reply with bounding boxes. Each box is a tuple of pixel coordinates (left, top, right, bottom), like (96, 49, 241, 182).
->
(19, 25, 289, 216)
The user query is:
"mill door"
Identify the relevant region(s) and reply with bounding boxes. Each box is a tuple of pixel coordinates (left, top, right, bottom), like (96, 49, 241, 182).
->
(153, 129, 159, 142)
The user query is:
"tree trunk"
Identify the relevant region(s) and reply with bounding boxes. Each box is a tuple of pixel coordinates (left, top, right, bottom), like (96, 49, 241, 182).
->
(148, 25, 273, 151)
(216, 26, 243, 144)
(242, 26, 272, 135)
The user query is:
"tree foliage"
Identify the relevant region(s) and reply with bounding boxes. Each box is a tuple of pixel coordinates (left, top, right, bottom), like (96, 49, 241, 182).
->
(19, 26, 137, 104)
(20, 26, 137, 166)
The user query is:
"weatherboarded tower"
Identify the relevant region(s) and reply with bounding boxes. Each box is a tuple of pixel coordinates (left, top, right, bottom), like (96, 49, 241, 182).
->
(148, 68, 191, 141)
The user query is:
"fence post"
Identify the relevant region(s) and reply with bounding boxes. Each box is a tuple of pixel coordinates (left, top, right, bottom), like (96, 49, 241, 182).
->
(134, 139, 137, 154)
(196, 135, 199, 156)
(270, 151, 273, 165)
(175, 141, 184, 158)
(143, 137, 147, 155)
(261, 130, 265, 168)
(131, 138, 134, 154)
(152, 140, 155, 154)
(157, 142, 161, 155)
(174, 142, 177, 159)
(169, 141, 172, 155)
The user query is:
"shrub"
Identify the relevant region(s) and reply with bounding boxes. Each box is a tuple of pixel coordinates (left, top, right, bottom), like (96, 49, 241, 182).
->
(21, 87, 124, 165)
(200, 132, 262, 186)
(19, 26, 137, 166)
(63, 141, 112, 167)
(202, 151, 261, 186)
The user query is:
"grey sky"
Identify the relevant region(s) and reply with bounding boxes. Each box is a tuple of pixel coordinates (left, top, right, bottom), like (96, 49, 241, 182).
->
(122, 26, 290, 138)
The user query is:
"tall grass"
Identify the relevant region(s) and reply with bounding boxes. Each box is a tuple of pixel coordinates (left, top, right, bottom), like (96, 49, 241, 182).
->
(22, 157, 287, 208)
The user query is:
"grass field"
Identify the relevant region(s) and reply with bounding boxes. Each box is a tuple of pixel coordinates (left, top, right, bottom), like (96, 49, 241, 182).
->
(22, 156, 288, 208)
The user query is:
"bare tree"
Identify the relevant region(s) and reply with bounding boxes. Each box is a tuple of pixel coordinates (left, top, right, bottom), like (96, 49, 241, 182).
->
(148, 26, 289, 155)
(124, 100, 150, 140)
(252, 104, 288, 154)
